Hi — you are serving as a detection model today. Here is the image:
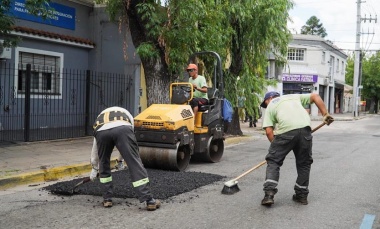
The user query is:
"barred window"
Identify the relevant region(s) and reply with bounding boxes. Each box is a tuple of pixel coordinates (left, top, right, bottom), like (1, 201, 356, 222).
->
(287, 48, 305, 61)
(322, 51, 326, 63)
(17, 52, 61, 95)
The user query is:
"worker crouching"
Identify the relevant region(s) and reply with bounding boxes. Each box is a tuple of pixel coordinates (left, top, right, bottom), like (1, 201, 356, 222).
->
(90, 106, 161, 210)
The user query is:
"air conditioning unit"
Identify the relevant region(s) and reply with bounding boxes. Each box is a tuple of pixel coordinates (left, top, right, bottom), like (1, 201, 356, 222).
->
(323, 78, 329, 86)
(0, 40, 12, 59)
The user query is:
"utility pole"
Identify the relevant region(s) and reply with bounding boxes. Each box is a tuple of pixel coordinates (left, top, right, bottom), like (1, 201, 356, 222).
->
(353, 0, 361, 117)
(353, 1, 377, 117)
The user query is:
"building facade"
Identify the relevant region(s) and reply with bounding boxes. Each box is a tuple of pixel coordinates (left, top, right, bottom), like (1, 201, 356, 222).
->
(267, 34, 349, 116)
(0, 0, 141, 142)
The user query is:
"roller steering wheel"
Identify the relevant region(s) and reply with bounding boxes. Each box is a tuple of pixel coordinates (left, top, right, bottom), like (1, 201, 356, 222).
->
(180, 85, 192, 93)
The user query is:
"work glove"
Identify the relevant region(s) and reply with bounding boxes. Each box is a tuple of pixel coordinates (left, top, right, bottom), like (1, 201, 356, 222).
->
(323, 113, 334, 125)
(90, 168, 99, 181)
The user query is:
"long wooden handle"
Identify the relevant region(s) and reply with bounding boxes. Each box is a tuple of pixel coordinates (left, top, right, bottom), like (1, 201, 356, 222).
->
(233, 160, 267, 181)
(232, 122, 326, 181)
(311, 122, 326, 133)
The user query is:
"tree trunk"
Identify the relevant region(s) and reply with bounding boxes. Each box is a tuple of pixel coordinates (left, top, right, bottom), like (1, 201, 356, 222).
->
(375, 98, 379, 114)
(225, 107, 243, 136)
(223, 22, 244, 135)
(143, 60, 171, 105)
(369, 98, 375, 114)
(126, 0, 171, 105)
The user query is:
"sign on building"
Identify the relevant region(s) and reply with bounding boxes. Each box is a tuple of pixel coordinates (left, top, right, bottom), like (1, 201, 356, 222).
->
(9, 0, 75, 30)
(282, 74, 318, 83)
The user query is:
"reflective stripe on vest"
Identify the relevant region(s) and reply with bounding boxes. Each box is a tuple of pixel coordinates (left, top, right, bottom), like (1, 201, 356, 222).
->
(132, 178, 149, 187)
(93, 110, 130, 131)
(100, 176, 112, 183)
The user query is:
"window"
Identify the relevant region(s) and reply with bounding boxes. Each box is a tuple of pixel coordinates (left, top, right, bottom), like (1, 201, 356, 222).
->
(287, 48, 305, 61)
(322, 51, 326, 63)
(341, 61, 344, 73)
(329, 56, 335, 80)
(16, 48, 63, 96)
(336, 59, 340, 72)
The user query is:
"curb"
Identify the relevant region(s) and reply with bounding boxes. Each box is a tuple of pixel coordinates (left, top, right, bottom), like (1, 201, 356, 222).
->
(0, 159, 116, 190)
(0, 137, 253, 190)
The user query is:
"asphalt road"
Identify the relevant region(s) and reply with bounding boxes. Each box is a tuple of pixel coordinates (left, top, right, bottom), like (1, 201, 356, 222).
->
(0, 115, 379, 229)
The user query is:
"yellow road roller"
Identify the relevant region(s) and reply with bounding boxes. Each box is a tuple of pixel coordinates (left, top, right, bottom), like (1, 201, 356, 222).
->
(134, 51, 225, 171)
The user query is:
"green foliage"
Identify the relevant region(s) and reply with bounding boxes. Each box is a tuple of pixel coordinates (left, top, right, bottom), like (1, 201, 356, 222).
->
(136, 2, 165, 40)
(301, 16, 327, 38)
(345, 54, 354, 86)
(99, 0, 293, 113)
(224, 0, 293, 111)
(361, 52, 380, 101)
(24, 0, 53, 19)
(136, 42, 160, 60)
(160, 0, 231, 75)
(0, 0, 53, 46)
(95, 0, 124, 21)
(0, 1, 16, 46)
(346, 52, 380, 106)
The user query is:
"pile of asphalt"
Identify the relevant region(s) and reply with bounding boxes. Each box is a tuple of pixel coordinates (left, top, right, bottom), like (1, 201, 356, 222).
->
(43, 169, 225, 200)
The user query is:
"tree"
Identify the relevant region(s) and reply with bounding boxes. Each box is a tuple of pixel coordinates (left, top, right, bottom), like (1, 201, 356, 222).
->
(361, 52, 380, 113)
(345, 54, 354, 86)
(96, 0, 294, 135)
(301, 16, 327, 38)
(223, 0, 292, 135)
(0, 0, 53, 47)
(345, 52, 380, 114)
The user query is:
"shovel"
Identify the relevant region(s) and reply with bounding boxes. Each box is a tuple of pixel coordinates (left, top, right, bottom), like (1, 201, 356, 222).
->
(52, 177, 92, 196)
(70, 177, 91, 194)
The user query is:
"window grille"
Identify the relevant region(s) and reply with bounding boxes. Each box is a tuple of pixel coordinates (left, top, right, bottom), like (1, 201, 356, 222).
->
(17, 52, 61, 95)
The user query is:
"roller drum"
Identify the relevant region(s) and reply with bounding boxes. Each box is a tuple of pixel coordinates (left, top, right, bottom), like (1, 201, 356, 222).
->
(139, 142, 191, 171)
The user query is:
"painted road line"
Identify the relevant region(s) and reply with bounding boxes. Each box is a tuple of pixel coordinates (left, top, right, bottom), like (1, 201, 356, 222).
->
(360, 214, 376, 229)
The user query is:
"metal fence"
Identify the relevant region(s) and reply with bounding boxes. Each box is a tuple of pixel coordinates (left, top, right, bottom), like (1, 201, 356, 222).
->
(0, 62, 138, 143)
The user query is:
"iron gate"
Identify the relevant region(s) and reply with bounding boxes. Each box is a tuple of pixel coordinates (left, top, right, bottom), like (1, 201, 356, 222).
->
(0, 62, 138, 143)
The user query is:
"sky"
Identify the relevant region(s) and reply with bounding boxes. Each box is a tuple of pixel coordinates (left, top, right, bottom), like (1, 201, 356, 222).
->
(287, 0, 380, 55)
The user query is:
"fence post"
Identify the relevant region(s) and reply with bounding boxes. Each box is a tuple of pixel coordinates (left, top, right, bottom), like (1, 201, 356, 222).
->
(85, 70, 90, 136)
(24, 64, 31, 142)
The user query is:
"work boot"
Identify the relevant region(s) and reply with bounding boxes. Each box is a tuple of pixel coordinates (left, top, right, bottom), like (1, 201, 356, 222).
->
(146, 198, 161, 211)
(261, 191, 275, 206)
(103, 199, 113, 208)
(292, 194, 308, 205)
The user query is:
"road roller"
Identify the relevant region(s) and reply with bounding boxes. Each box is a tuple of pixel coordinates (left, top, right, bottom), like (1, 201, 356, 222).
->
(134, 51, 225, 171)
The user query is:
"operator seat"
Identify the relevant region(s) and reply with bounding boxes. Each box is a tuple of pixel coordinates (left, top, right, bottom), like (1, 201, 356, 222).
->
(199, 88, 219, 112)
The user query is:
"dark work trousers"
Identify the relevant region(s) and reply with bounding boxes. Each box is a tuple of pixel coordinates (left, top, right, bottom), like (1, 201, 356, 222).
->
(95, 125, 152, 202)
(189, 98, 208, 109)
(263, 126, 313, 197)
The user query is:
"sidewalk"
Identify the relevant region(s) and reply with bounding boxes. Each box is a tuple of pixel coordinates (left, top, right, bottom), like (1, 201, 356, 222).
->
(0, 112, 363, 190)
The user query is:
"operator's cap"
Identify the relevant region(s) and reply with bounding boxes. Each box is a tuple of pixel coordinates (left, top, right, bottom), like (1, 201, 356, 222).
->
(186, 63, 198, 70)
(260, 91, 280, 108)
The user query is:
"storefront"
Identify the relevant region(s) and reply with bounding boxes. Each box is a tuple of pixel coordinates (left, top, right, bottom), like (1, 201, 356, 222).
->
(282, 73, 318, 112)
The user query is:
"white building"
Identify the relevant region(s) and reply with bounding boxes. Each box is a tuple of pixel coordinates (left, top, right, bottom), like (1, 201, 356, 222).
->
(267, 34, 349, 116)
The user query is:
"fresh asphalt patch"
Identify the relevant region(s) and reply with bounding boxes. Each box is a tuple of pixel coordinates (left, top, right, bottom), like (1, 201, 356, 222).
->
(43, 169, 225, 200)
